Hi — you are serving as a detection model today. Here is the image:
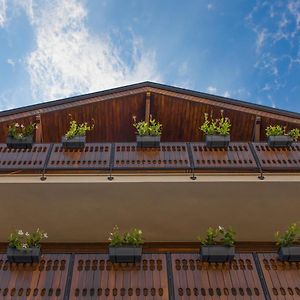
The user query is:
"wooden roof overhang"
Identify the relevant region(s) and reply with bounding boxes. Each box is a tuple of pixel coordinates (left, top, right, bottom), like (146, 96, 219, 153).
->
(0, 82, 300, 143)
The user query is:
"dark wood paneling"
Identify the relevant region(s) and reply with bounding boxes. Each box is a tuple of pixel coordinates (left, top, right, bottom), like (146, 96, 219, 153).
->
(0, 143, 51, 172)
(113, 142, 190, 170)
(1, 141, 300, 173)
(69, 253, 169, 299)
(0, 90, 300, 144)
(258, 253, 300, 299)
(0, 253, 70, 299)
(253, 142, 300, 171)
(41, 93, 145, 143)
(172, 253, 264, 299)
(47, 143, 111, 170)
(151, 93, 256, 142)
(191, 142, 257, 171)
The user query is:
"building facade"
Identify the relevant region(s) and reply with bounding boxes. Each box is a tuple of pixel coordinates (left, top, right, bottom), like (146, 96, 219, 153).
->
(0, 82, 299, 299)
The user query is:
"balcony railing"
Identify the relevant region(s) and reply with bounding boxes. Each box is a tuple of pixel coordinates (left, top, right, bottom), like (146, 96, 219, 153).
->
(0, 142, 299, 175)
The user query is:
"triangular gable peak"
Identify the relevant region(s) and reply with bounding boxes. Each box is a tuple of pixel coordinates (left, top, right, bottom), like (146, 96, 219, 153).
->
(0, 82, 299, 143)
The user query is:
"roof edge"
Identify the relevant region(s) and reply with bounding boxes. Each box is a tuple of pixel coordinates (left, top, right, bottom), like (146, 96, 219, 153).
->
(0, 81, 299, 119)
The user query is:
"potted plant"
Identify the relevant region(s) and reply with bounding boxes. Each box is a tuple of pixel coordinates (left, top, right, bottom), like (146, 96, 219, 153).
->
(266, 125, 300, 148)
(200, 110, 231, 148)
(133, 116, 162, 148)
(7, 228, 48, 263)
(198, 226, 235, 262)
(62, 116, 94, 149)
(108, 225, 144, 263)
(7, 122, 36, 149)
(276, 223, 300, 261)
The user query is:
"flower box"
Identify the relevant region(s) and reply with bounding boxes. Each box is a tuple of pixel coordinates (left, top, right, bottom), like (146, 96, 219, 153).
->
(278, 246, 300, 262)
(7, 247, 40, 264)
(205, 135, 230, 148)
(6, 136, 33, 149)
(109, 246, 142, 263)
(62, 135, 86, 149)
(267, 135, 293, 148)
(136, 135, 160, 148)
(200, 245, 235, 262)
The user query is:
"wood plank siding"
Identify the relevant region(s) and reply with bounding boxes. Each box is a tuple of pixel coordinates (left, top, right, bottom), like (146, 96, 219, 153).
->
(0, 82, 299, 143)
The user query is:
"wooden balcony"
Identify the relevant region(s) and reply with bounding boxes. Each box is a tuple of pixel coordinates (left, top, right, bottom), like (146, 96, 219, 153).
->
(0, 251, 298, 299)
(0, 142, 300, 175)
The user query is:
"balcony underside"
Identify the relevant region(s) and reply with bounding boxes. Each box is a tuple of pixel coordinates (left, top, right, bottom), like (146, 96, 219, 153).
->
(0, 174, 299, 243)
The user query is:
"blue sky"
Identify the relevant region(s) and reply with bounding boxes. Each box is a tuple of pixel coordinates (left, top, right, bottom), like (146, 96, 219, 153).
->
(0, 0, 300, 112)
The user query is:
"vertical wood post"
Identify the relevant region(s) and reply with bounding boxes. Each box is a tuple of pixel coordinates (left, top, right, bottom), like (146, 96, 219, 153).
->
(35, 114, 43, 143)
(254, 116, 261, 142)
(145, 92, 151, 123)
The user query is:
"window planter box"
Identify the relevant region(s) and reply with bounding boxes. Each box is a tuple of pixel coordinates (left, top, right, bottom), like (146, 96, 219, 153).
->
(108, 246, 142, 263)
(7, 247, 40, 264)
(6, 135, 33, 149)
(205, 135, 230, 148)
(62, 135, 86, 149)
(278, 246, 300, 262)
(267, 135, 293, 148)
(200, 245, 235, 262)
(136, 135, 160, 148)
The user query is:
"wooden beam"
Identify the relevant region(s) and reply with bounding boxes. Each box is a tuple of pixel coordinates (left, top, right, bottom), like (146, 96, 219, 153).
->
(145, 91, 151, 122)
(254, 116, 261, 141)
(35, 114, 43, 143)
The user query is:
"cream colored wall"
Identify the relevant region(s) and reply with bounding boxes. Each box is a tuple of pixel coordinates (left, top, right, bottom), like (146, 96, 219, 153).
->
(0, 175, 299, 242)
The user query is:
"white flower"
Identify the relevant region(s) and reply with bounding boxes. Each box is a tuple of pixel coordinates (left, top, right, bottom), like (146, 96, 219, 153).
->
(25, 232, 29, 236)
(18, 230, 24, 236)
(218, 226, 224, 231)
(108, 237, 112, 241)
(20, 124, 24, 128)
(138, 230, 142, 235)
(15, 123, 19, 127)
(43, 233, 48, 238)
(22, 244, 27, 249)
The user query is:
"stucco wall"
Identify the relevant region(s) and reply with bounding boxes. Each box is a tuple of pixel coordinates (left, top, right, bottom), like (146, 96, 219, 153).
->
(0, 175, 299, 242)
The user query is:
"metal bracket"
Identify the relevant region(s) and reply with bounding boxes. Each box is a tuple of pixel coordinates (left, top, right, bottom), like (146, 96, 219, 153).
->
(252, 253, 271, 300)
(248, 143, 265, 180)
(39, 143, 54, 182)
(40, 174, 47, 181)
(107, 175, 114, 181)
(187, 142, 197, 180)
(166, 253, 175, 300)
(190, 174, 197, 180)
(107, 143, 115, 181)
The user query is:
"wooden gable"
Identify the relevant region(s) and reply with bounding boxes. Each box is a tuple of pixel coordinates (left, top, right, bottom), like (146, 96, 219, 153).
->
(0, 82, 299, 143)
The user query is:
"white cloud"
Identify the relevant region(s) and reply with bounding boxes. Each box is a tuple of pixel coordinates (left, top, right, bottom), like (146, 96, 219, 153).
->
(0, 0, 6, 27)
(262, 83, 271, 91)
(178, 62, 188, 76)
(288, 1, 300, 32)
(207, 86, 217, 94)
(223, 91, 230, 97)
(246, 0, 300, 99)
(207, 3, 213, 11)
(256, 29, 267, 52)
(16, 0, 160, 101)
(7, 58, 16, 67)
(0, 91, 16, 110)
